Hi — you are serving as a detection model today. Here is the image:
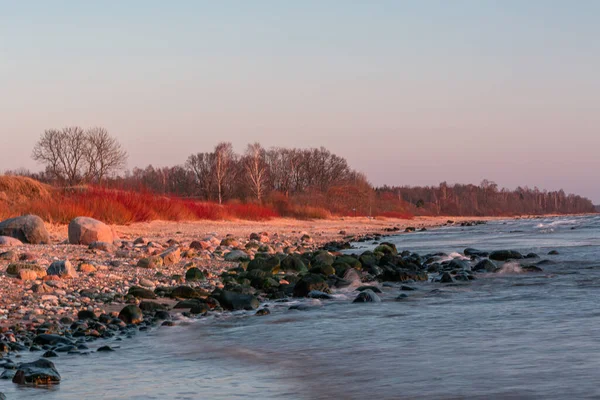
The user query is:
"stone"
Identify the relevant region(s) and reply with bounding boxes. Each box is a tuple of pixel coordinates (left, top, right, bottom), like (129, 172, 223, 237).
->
(18, 269, 39, 280)
(68, 216, 115, 245)
(160, 247, 181, 266)
(224, 250, 249, 262)
(13, 359, 61, 385)
(185, 267, 206, 282)
(47, 260, 78, 278)
(171, 286, 203, 299)
(137, 256, 163, 269)
(489, 250, 523, 261)
(464, 248, 489, 257)
(0, 236, 23, 247)
(472, 259, 497, 273)
(293, 274, 330, 297)
(0, 215, 49, 244)
(118, 305, 144, 324)
(88, 241, 114, 252)
(128, 286, 157, 299)
(138, 301, 167, 312)
(7, 263, 46, 279)
(213, 290, 259, 311)
(353, 289, 381, 303)
(97, 345, 115, 352)
(33, 334, 73, 346)
(77, 310, 96, 320)
(78, 263, 97, 273)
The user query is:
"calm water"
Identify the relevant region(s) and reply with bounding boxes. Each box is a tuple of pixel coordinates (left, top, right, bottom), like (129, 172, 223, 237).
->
(3, 215, 600, 399)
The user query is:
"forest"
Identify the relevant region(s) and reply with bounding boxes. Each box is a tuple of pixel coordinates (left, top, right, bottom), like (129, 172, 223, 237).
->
(5, 127, 597, 218)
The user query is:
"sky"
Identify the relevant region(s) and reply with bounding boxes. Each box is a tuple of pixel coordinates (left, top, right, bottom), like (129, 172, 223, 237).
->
(1, 1, 599, 202)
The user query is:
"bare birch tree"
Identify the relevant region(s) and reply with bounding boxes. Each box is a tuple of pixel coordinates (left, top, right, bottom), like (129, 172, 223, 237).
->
(243, 142, 268, 202)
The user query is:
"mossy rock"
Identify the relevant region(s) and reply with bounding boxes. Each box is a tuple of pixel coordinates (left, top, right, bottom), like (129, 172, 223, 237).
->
(335, 256, 362, 270)
(312, 250, 335, 267)
(247, 257, 280, 274)
(374, 243, 397, 256)
(280, 256, 308, 273)
(293, 273, 330, 297)
(332, 261, 351, 277)
(359, 252, 379, 268)
(6, 263, 46, 277)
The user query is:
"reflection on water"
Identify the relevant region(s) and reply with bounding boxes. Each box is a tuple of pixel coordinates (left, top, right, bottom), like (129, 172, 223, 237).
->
(3, 215, 600, 399)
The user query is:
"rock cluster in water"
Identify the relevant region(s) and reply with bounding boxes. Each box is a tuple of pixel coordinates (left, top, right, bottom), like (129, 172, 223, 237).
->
(0, 214, 546, 389)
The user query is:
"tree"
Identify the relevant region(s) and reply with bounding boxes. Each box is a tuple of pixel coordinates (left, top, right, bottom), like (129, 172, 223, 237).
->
(242, 142, 268, 202)
(32, 126, 88, 185)
(85, 127, 128, 183)
(32, 126, 127, 185)
(186, 152, 214, 200)
(213, 142, 235, 204)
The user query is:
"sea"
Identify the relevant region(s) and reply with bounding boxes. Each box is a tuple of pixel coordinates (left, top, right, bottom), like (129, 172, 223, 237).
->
(3, 214, 600, 399)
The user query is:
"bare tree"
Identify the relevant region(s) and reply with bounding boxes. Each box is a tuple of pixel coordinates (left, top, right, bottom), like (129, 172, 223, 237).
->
(243, 142, 268, 202)
(32, 126, 127, 185)
(85, 127, 128, 183)
(186, 152, 214, 200)
(213, 142, 235, 204)
(32, 126, 88, 185)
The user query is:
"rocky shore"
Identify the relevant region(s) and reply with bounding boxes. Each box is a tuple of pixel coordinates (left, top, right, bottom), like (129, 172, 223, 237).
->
(0, 214, 547, 390)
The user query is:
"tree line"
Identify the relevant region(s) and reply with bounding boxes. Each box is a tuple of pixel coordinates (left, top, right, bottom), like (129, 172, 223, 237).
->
(6, 126, 596, 216)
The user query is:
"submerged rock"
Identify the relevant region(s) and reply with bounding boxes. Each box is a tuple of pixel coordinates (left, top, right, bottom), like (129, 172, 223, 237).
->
(213, 290, 259, 311)
(489, 250, 523, 261)
(353, 289, 381, 303)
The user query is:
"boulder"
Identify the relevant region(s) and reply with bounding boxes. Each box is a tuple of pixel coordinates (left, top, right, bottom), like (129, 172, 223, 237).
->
(353, 289, 381, 303)
(0, 236, 23, 247)
(185, 267, 206, 282)
(118, 305, 144, 324)
(160, 247, 181, 266)
(18, 269, 39, 281)
(128, 286, 157, 299)
(68, 217, 114, 245)
(224, 250, 249, 262)
(137, 256, 163, 269)
(213, 290, 259, 311)
(0, 215, 49, 244)
(489, 250, 523, 261)
(171, 286, 204, 299)
(7, 263, 46, 279)
(293, 273, 330, 297)
(464, 248, 489, 257)
(47, 260, 78, 279)
(33, 334, 73, 346)
(472, 259, 497, 273)
(12, 359, 61, 385)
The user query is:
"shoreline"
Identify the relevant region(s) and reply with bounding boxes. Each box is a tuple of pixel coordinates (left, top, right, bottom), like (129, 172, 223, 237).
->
(0, 213, 581, 385)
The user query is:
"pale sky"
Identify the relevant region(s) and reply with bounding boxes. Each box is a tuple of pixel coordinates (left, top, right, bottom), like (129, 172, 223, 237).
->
(1, 1, 599, 202)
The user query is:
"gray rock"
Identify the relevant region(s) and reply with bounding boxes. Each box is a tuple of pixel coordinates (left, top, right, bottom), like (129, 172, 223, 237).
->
(489, 250, 523, 261)
(47, 260, 78, 278)
(353, 289, 381, 303)
(0, 215, 49, 244)
(213, 290, 259, 311)
(224, 250, 249, 262)
(68, 216, 115, 245)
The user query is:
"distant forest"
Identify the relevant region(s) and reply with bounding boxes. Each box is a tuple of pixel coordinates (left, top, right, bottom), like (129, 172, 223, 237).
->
(6, 127, 597, 217)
